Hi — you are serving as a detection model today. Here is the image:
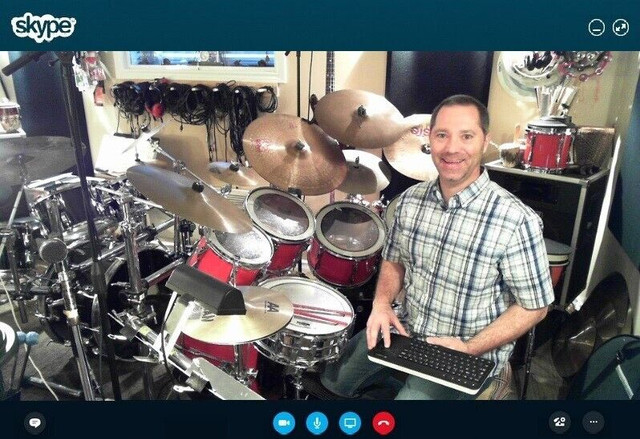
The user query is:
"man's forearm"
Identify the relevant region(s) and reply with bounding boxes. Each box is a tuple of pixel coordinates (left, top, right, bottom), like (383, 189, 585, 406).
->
(465, 304, 548, 356)
(372, 260, 405, 307)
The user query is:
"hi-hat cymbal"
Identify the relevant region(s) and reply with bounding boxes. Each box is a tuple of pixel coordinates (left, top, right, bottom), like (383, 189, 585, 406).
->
(552, 311, 597, 377)
(182, 285, 293, 345)
(208, 162, 268, 188)
(126, 164, 253, 233)
(315, 90, 409, 150)
(337, 149, 391, 194)
(243, 114, 348, 195)
(580, 272, 630, 346)
(0, 136, 76, 185)
(383, 117, 438, 181)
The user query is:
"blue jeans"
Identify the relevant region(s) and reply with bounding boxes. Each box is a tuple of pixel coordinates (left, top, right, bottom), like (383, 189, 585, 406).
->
(320, 330, 483, 400)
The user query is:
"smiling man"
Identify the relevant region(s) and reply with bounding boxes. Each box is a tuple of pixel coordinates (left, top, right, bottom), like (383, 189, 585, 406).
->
(320, 95, 555, 400)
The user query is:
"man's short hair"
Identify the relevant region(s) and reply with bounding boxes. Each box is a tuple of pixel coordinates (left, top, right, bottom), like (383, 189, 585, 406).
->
(430, 94, 490, 135)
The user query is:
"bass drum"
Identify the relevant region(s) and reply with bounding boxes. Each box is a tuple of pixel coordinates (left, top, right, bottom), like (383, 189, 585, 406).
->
(37, 246, 173, 359)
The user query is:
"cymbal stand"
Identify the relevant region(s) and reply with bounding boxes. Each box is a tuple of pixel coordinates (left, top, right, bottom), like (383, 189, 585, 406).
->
(44, 196, 97, 400)
(226, 267, 257, 387)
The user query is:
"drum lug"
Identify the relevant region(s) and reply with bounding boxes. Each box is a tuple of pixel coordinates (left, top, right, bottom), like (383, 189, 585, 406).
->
(527, 134, 536, 164)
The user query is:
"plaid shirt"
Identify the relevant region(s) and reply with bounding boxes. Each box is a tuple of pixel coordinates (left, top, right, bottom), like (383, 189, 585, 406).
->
(384, 169, 554, 376)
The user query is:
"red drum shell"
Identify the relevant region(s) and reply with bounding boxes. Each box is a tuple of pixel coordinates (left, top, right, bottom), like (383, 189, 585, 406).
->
(524, 127, 574, 172)
(186, 228, 273, 286)
(308, 202, 386, 287)
(245, 187, 315, 273)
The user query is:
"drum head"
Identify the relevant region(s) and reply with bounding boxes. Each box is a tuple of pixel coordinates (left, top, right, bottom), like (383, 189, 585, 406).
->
(259, 277, 353, 335)
(209, 227, 274, 268)
(385, 195, 400, 229)
(545, 238, 572, 263)
(245, 188, 315, 242)
(316, 202, 386, 258)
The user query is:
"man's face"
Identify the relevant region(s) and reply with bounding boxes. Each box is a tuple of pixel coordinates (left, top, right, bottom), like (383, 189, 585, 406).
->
(429, 104, 489, 193)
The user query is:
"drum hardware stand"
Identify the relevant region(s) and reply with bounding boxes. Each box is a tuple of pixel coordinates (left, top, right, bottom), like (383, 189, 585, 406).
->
(0, 229, 30, 322)
(42, 199, 99, 400)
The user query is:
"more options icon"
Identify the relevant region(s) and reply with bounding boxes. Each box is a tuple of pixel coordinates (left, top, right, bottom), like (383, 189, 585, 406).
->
(272, 411, 295, 436)
(588, 19, 605, 36)
(339, 412, 362, 435)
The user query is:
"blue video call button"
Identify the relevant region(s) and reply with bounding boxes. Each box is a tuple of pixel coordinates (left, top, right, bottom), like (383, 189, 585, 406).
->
(339, 412, 362, 435)
(306, 411, 329, 435)
(273, 411, 295, 435)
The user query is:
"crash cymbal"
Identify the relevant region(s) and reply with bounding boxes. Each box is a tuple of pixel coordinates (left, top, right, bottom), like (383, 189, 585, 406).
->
(383, 117, 438, 181)
(0, 136, 76, 185)
(552, 311, 597, 377)
(315, 90, 409, 150)
(208, 161, 268, 188)
(182, 285, 293, 345)
(337, 149, 391, 194)
(243, 114, 348, 195)
(126, 164, 253, 233)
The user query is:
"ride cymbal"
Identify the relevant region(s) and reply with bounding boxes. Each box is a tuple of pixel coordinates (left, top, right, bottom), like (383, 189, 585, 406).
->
(208, 161, 268, 188)
(126, 164, 253, 233)
(314, 90, 409, 149)
(182, 286, 293, 345)
(243, 114, 347, 195)
(383, 116, 438, 182)
(337, 149, 391, 194)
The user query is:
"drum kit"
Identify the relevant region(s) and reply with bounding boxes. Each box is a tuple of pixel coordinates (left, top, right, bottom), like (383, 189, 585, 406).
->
(1, 88, 436, 400)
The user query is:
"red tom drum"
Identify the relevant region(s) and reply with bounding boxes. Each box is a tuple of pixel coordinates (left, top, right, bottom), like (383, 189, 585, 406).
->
(186, 227, 274, 286)
(245, 188, 315, 274)
(308, 202, 386, 288)
(524, 116, 576, 173)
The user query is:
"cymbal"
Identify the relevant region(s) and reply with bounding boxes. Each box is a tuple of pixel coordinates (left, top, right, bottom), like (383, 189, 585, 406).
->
(208, 162, 268, 188)
(383, 117, 439, 181)
(552, 311, 597, 377)
(126, 164, 253, 233)
(580, 272, 630, 346)
(314, 90, 409, 149)
(182, 285, 293, 345)
(0, 136, 76, 185)
(337, 149, 392, 194)
(243, 114, 348, 195)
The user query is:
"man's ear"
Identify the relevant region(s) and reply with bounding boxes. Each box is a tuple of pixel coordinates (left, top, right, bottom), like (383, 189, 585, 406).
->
(483, 134, 491, 154)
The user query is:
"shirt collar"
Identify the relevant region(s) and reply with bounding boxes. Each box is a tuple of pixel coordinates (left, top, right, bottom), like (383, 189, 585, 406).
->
(427, 168, 490, 209)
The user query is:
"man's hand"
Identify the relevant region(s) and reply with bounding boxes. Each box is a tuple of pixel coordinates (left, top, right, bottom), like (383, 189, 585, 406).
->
(366, 302, 409, 349)
(426, 336, 471, 354)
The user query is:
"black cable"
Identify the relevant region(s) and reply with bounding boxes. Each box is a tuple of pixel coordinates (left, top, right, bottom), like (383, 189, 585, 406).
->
(229, 85, 258, 158)
(256, 86, 278, 113)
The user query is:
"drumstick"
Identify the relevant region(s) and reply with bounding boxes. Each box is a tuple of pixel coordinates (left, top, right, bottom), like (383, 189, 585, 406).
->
(292, 303, 353, 317)
(293, 310, 349, 326)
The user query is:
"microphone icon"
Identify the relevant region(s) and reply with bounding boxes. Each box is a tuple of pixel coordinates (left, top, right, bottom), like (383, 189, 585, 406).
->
(313, 417, 321, 429)
(306, 412, 328, 434)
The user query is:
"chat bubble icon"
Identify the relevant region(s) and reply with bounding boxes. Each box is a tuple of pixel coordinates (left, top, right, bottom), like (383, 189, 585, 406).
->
(29, 418, 41, 428)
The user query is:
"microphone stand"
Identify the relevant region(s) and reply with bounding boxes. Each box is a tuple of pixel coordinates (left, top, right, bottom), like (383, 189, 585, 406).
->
(55, 51, 122, 400)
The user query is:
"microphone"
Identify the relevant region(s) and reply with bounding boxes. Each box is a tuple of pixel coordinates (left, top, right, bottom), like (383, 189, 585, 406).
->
(38, 238, 68, 265)
(1, 52, 47, 76)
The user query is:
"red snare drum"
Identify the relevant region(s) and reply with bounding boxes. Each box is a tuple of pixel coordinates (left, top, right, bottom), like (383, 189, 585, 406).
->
(524, 116, 576, 173)
(186, 227, 274, 286)
(308, 202, 386, 287)
(245, 188, 315, 274)
(544, 238, 572, 289)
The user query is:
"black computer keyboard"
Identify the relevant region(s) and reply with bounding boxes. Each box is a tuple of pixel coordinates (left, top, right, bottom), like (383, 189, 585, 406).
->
(368, 333, 495, 395)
